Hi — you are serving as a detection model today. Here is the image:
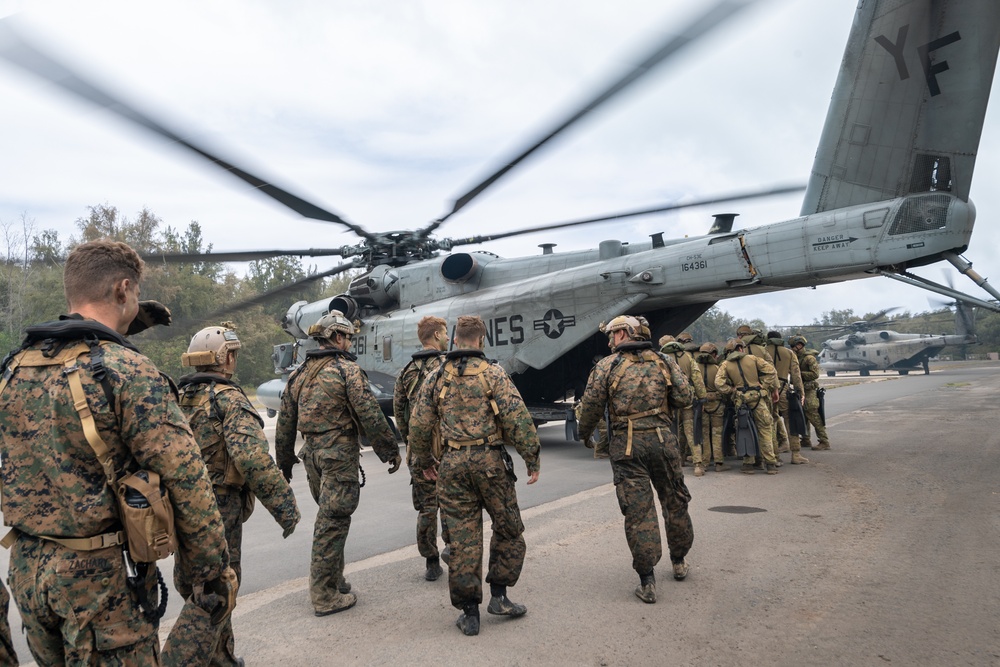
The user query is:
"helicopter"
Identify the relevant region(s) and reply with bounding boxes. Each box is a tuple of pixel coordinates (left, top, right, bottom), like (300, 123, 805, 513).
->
(805, 305, 979, 377)
(2, 1, 1000, 434)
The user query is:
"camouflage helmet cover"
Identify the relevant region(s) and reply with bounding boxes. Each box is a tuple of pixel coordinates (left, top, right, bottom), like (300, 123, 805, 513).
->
(789, 334, 808, 347)
(699, 342, 718, 354)
(308, 310, 359, 341)
(676, 332, 694, 343)
(182, 323, 241, 368)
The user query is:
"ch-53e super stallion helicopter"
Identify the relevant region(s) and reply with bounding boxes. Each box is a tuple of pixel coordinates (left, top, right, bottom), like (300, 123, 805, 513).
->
(3, 0, 1000, 433)
(799, 306, 980, 377)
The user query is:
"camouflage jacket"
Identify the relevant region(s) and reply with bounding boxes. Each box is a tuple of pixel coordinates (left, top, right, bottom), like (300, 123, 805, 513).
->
(392, 349, 444, 443)
(0, 317, 226, 583)
(274, 348, 397, 469)
(796, 348, 822, 388)
(768, 341, 805, 395)
(577, 341, 693, 444)
(715, 351, 779, 398)
(408, 350, 540, 474)
(178, 374, 300, 533)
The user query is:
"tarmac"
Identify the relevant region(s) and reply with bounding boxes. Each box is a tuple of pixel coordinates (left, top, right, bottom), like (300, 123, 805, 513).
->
(13, 363, 1000, 666)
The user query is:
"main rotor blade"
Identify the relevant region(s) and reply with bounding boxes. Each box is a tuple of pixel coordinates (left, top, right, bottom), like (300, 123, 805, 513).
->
(447, 185, 803, 247)
(424, 0, 759, 235)
(0, 19, 376, 243)
(178, 262, 361, 329)
(143, 248, 348, 264)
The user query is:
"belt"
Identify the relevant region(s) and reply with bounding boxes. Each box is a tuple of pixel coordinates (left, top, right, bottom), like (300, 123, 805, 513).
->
(445, 433, 503, 449)
(1, 527, 125, 551)
(737, 386, 762, 392)
(445, 444, 504, 452)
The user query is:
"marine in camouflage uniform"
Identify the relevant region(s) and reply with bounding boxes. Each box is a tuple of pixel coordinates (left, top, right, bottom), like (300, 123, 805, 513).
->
(274, 311, 401, 617)
(409, 315, 540, 637)
(791, 336, 830, 450)
(660, 338, 707, 476)
(694, 343, 728, 471)
(578, 316, 694, 604)
(0, 240, 230, 666)
(174, 324, 300, 666)
(715, 338, 781, 474)
(766, 332, 809, 464)
(393, 315, 451, 581)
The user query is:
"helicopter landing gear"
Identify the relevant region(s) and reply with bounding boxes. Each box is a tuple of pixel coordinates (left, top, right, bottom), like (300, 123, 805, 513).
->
(860, 370, 870, 377)
(923, 359, 930, 375)
(826, 371, 836, 377)
(898, 369, 909, 375)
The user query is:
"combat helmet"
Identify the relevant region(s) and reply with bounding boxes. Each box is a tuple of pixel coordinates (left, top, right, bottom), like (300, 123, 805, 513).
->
(182, 322, 241, 370)
(699, 342, 718, 355)
(600, 315, 642, 341)
(661, 341, 686, 354)
(308, 310, 358, 341)
(736, 324, 754, 337)
(635, 316, 652, 341)
(788, 334, 808, 348)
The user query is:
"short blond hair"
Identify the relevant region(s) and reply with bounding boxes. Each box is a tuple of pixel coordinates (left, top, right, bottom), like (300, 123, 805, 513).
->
(64, 239, 144, 306)
(454, 315, 487, 344)
(417, 316, 447, 344)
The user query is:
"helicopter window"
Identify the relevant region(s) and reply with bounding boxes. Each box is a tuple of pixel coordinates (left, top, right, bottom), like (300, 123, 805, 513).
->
(863, 208, 888, 229)
(909, 154, 952, 194)
(382, 336, 392, 362)
(888, 194, 949, 236)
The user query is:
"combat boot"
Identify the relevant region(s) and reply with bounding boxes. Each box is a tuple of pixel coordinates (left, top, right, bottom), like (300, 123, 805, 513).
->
(693, 464, 705, 477)
(741, 462, 754, 475)
(315, 591, 357, 617)
(765, 463, 779, 475)
(714, 462, 729, 472)
(487, 585, 527, 617)
(801, 440, 813, 449)
(790, 452, 810, 464)
(753, 458, 764, 471)
(456, 605, 480, 636)
(772, 456, 784, 467)
(425, 557, 443, 581)
(440, 545, 451, 567)
(814, 441, 831, 451)
(777, 444, 790, 453)
(338, 577, 352, 594)
(634, 571, 656, 603)
(671, 558, 689, 581)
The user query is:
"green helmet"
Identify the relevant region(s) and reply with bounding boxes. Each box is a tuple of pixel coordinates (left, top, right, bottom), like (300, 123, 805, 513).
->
(308, 310, 358, 341)
(789, 335, 808, 347)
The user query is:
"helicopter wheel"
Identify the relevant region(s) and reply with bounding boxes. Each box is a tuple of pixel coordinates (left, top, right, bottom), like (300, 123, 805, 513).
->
(923, 359, 930, 375)
(860, 370, 870, 377)
(826, 371, 836, 377)
(898, 369, 909, 375)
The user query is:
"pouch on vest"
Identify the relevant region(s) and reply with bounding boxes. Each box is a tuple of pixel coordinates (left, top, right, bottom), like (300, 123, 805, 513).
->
(117, 470, 178, 563)
(734, 405, 760, 458)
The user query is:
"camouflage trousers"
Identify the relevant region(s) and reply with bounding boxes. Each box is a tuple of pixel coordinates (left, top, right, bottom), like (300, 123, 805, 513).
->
(700, 403, 725, 464)
(610, 432, 694, 576)
(167, 489, 243, 667)
(303, 445, 360, 613)
(437, 446, 526, 610)
(801, 388, 829, 447)
(409, 465, 450, 559)
(8, 533, 159, 666)
(0, 576, 18, 665)
(770, 390, 793, 453)
(677, 406, 700, 464)
(734, 392, 776, 465)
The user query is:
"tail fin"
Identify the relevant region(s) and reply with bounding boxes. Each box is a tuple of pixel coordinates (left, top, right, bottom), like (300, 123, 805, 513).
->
(801, 0, 1000, 215)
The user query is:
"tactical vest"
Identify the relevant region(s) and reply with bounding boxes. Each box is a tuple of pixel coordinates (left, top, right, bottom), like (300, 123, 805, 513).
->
(432, 355, 504, 449)
(725, 354, 762, 389)
(177, 378, 255, 490)
(0, 333, 177, 562)
(769, 345, 793, 383)
(606, 348, 673, 456)
(671, 350, 694, 379)
(400, 353, 443, 458)
(287, 350, 361, 435)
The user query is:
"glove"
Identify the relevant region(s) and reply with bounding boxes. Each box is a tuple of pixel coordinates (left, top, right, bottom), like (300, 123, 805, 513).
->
(126, 300, 172, 335)
(192, 566, 239, 625)
(387, 454, 402, 474)
(279, 457, 298, 482)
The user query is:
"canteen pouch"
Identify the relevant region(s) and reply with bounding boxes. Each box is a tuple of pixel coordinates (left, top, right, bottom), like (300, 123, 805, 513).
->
(116, 470, 178, 562)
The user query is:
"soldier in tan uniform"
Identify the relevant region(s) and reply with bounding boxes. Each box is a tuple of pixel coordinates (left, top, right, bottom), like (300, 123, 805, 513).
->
(175, 324, 301, 666)
(409, 315, 540, 637)
(275, 311, 402, 616)
(694, 342, 728, 471)
(578, 316, 694, 604)
(790, 335, 831, 451)
(660, 338, 707, 476)
(393, 315, 451, 581)
(765, 331, 809, 465)
(715, 338, 781, 474)
(0, 239, 232, 665)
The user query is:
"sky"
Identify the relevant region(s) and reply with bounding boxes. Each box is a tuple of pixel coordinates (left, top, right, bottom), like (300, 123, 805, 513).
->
(1, 0, 999, 331)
